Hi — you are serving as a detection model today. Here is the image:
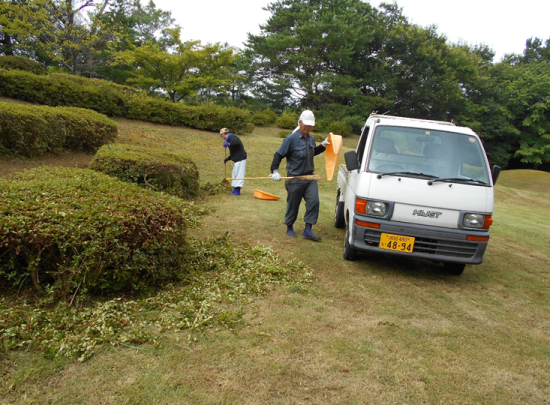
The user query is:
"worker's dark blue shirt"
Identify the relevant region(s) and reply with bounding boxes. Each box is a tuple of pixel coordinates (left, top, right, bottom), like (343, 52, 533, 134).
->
(271, 129, 326, 176)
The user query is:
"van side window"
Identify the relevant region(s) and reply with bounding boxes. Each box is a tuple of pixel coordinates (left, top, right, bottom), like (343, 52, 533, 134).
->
(357, 126, 369, 167)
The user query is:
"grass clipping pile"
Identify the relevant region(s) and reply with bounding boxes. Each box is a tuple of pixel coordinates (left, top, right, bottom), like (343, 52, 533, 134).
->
(0, 235, 312, 362)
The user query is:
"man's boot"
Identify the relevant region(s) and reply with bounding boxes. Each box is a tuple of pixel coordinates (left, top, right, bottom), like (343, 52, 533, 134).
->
(229, 187, 241, 196)
(303, 223, 320, 241)
(286, 225, 297, 237)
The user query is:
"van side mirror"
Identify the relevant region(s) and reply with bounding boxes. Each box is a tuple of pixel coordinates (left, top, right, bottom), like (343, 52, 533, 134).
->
(344, 150, 360, 171)
(492, 165, 501, 184)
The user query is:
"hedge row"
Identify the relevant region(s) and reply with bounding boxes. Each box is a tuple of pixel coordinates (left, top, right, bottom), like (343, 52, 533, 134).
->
(0, 167, 200, 296)
(89, 144, 200, 199)
(0, 68, 252, 133)
(0, 102, 118, 156)
(0, 55, 44, 75)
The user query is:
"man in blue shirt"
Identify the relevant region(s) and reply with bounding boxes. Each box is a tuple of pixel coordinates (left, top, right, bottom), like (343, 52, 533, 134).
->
(270, 110, 329, 240)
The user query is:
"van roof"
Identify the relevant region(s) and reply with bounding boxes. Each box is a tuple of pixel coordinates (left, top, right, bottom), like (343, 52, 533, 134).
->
(367, 114, 455, 127)
(365, 114, 478, 136)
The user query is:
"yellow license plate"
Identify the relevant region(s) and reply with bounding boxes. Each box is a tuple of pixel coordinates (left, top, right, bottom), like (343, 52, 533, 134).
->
(379, 233, 415, 253)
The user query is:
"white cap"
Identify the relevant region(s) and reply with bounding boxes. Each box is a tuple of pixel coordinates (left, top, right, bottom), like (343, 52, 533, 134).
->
(298, 110, 315, 126)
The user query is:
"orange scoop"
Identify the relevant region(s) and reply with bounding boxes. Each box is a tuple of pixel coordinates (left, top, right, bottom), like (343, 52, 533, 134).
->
(254, 189, 280, 201)
(325, 132, 343, 181)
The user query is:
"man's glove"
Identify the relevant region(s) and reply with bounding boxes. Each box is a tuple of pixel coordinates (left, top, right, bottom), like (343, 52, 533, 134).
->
(321, 137, 331, 147)
(223, 141, 230, 148)
(270, 170, 281, 181)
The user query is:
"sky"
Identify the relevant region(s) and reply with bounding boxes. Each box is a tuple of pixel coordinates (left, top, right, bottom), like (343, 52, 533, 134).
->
(152, 0, 550, 62)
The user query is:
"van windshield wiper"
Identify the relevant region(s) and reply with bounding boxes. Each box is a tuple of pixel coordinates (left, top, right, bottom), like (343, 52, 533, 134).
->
(427, 177, 488, 186)
(376, 171, 438, 179)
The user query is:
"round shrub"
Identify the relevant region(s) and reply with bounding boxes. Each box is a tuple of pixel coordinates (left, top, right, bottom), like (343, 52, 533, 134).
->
(250, 109, 277, 126)
(276, 110, 299, 129)
(89, 143, 200, 199)
(244, 122, 255, 133)
(0, 167, 200, 297)
(0, 102, 118, 157)
(278, 130, 293, 138)
(0, 56, 44, 75)
(327, 121, 352, 137)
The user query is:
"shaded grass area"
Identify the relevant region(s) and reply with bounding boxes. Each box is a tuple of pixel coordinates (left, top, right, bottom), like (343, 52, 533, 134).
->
(1, 117, 549, 404)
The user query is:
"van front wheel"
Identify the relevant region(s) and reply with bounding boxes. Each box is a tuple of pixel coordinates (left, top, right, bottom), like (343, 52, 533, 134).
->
(334, 191, 345, 229)
(444, 262, 465, 275)
(343, 225, 357, 261)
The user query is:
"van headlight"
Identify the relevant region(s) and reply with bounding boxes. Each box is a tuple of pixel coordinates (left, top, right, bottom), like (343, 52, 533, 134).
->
(367, 201, 387, 216)
(463, 213, 492, 229)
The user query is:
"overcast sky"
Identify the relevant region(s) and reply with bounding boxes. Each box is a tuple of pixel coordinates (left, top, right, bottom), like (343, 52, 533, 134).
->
(152, 0, 550, 62)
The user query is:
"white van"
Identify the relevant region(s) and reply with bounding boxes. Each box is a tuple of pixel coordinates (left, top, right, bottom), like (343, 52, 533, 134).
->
(335, 114, 501, 275)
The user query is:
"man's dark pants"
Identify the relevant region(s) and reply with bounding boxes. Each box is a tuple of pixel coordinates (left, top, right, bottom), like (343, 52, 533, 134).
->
(284, 179, 319, 227)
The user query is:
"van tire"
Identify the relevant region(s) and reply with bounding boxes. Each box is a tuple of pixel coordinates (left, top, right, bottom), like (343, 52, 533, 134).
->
(334, 191, 345, 229)
(343, 225, 357, 261)
(445, 262, 466, 275)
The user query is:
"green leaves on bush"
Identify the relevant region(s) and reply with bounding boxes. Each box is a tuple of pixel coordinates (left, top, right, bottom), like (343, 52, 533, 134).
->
(0, 56, 44, 75)
(327, 121, 352, 137)
(250, 109, 277, 126)
(126, 97, 251, 133)
(0, 102, 118, 157)
(89, 144, 200, 199)
(0, 167, 202, 297)
(0, 69, 252, 133)
(275, 110, 299, 129)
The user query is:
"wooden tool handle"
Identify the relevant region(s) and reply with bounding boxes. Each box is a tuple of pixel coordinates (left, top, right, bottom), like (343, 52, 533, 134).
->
(226, 174, 322, 181)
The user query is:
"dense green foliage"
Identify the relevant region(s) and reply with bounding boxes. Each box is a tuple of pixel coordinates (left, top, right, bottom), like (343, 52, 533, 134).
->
(0, 69, 252, 133)
(275, 110, 299, 129)
(250, 108, 277, 126)
(0, 69, 134, 116)
(0, 101, 118, 156)
(89, 143, 200, 199)
(327, 121, 352, 137)
(0, 167, 201, 297)
(0, 55, 44, 74)
(126, 96, 251, 133)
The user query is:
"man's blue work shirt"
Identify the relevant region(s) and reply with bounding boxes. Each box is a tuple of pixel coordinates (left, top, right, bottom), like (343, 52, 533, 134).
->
(276, 129, 317, 177)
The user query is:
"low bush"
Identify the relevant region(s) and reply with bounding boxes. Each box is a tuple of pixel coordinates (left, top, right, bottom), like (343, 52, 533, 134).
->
(250, 109, 277, 126)
(275, 110, 299, 129)
(0, 69, 131, 116)
(0, 167, 201, 297)
(0, 55, 44, 75)
(0, 69, 253, 133)
(126, 96, 252, 133)
(0, 102, 118, 157)
(89, 144, 200, 199)
(278, 130, 293, 138)
(327, 121, 352, 137)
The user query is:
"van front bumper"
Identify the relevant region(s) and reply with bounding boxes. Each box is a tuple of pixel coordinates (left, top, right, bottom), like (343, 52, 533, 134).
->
(350, 216, 489, 264)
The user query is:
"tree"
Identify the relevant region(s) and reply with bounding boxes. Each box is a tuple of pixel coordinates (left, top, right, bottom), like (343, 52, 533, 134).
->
(244, 0, 381, 113)
(117, 27, 241, 102)
(0, 0, 123, 73)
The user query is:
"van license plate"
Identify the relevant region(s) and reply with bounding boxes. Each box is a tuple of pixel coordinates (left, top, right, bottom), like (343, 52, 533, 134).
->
(379, 233, 415, 253)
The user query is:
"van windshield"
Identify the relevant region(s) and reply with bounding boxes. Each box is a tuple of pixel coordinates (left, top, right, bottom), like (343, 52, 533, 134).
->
(368, 126, 491, 185)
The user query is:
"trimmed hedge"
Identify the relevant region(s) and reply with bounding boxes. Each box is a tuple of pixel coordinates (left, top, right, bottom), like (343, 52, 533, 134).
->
(276, 111, 299, 130)
(126, 96, 252, 133)
(327, 121, 352, 137)
(89, 144, 200, 199)
(250, 109, 277, 126)
(0, 68, 252, 133)
(0, 167, 199, 296)
(0, 56, 44, 75)
(0, 102, 118, 156)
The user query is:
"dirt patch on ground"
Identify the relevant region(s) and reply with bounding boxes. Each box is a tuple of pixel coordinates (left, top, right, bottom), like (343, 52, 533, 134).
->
(0, 153, 94, 178)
